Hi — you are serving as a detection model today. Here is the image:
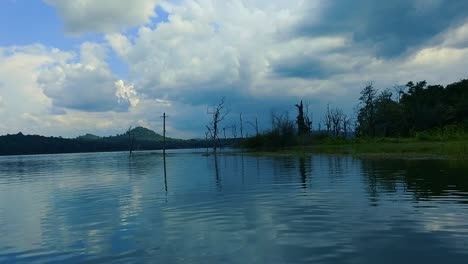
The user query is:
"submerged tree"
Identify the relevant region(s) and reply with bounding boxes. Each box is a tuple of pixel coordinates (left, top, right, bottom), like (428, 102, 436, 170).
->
(231, 125, 238, 138)
(239, 113, 244, 138)
(295, 100, 307, 135)
(324, 104, 332, 135)
(295, 100, 312, 135)
(304, 101, 313, 133)
(206, 97, 229, 152)
(247, 117, 259, 136)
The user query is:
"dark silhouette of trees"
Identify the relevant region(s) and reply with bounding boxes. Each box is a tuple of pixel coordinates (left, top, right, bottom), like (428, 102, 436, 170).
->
(295, 100, 308, 135)
(357, 82, 378, 137)
(304, 101, 313, 133)
(324, 104, 332, 134)
(239, 113, 244, 138)
(330, 107, 343, 137)
(356, 79, 468, 138)
(374, 89, 402, 137)
(295, 100, 313, 135)
(393, 85, 406, 103)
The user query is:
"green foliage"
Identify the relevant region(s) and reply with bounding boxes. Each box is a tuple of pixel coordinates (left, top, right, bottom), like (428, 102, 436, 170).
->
(414, 124, 468, 141)
(357, 83, 378, 137)
(356, 79, 468, 138)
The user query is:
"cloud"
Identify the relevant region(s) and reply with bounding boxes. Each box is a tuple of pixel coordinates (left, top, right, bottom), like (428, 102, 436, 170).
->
(106, 0, 320, 105)
(37, 42, 135, 112)
(115, 80, 140, 108)
(3, 0, 468, 138)
(0, 45, 69, 134)
(44, 0, 159, 34)
(294, 0, 468, 58)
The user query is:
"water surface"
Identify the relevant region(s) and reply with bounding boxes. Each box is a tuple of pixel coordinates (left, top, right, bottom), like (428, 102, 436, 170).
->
(1, 150, 467, 263)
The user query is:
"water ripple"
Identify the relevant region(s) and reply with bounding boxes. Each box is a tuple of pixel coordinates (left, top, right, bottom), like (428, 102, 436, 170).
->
(1, 151, 468, 263)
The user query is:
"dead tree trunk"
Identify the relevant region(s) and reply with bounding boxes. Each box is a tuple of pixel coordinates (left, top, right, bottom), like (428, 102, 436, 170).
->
(239, 113, 244, 138)
(247, 117, 259, 136)
(206, 97, 229, 152)
(231, 125, 238, 138)
(295, 100, 308, 135)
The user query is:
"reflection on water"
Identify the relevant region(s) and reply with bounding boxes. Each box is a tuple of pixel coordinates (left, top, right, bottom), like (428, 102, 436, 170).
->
(1, 150, 468, 263)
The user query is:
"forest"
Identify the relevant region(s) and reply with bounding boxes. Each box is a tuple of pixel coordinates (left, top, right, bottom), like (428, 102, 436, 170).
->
(356, 79, 468, 138)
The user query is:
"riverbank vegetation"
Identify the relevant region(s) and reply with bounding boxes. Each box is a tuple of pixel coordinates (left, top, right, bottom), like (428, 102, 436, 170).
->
(238, 78, 468, 158)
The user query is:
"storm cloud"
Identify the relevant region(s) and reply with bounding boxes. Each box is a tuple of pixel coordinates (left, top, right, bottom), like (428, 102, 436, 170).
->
(294, 0, 468, 58)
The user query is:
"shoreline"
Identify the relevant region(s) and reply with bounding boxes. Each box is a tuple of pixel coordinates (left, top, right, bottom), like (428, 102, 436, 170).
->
(233, 140, 468, 160)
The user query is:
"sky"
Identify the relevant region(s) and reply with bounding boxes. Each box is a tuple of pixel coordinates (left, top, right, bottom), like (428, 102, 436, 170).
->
(1, 0, 468, 139)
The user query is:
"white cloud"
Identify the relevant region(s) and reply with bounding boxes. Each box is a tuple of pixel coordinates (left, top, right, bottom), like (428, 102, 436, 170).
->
(115, 80, 140, 107)
(438, 20, 468, 48)
(44, 0, 159, 34)
(108, 0, 318, 102)
(0, 45, 68, 134)
(38, 42, 134, 112)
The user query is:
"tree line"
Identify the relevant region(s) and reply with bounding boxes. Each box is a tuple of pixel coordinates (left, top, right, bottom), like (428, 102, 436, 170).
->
(356, 79, 468, 137)
(206, 78, 468, 150)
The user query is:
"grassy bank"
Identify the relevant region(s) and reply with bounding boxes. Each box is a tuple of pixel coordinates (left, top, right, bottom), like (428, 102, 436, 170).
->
(238, 124, 468, 159)
(308, 139, 468, 159)
(241, 136, 468, 160)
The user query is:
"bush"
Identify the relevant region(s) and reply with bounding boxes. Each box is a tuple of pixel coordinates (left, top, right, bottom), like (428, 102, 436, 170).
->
(415, 124, 468, 141)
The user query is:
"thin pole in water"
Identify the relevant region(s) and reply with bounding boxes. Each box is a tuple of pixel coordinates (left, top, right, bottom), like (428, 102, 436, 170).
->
(160, 112, 169, 155)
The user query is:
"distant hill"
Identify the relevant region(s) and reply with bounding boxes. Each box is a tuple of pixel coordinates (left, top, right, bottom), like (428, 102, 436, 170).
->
(76, 133, 101, 141)
(76, 127, 172, 142)
(0, 127, 240, 156)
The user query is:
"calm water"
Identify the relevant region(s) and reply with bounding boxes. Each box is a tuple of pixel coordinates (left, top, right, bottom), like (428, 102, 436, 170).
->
(0, 150, 468, 263)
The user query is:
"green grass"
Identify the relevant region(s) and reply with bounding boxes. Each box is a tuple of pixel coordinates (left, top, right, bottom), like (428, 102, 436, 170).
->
(240, 125, 468, 159)
(239, 137, 468, 160)
(312, 139, 467, 158)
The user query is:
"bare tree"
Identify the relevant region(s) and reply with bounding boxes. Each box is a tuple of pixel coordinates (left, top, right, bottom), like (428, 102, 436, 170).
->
(205, 131, 210, 152)
(206, 97, 229, 152)
(231, 125, 238, 138)
(295, 100, 307, 135)
(271, 111, 296, 140)
(342, 114, 352, 137)
(324, 104, 332, 134)
(393, 85, 406, 103)
(330, 107, 344, 137)
(304, 100, 313, 133)
(239, 113, 244, 138)
(247, 117, 259, 136)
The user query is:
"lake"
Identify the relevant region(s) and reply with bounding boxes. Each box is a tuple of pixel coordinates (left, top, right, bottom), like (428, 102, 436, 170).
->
(0, 150, 467, 263)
